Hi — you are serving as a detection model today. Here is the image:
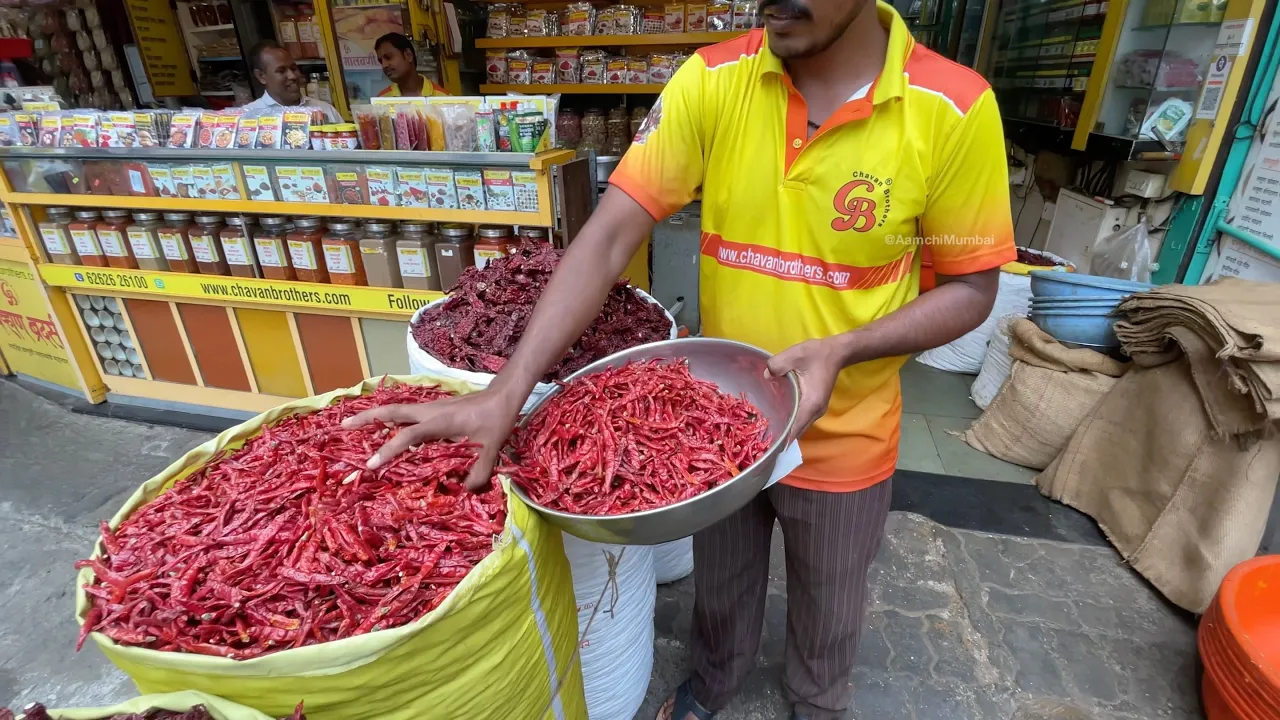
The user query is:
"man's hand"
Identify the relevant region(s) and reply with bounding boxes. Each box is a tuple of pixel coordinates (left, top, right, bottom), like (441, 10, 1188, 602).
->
(767, 337, 842, 443)
(341, 387, 523, 491)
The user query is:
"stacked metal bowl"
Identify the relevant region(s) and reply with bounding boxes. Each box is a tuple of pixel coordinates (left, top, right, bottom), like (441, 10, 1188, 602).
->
(1028, 271, 1154, 352)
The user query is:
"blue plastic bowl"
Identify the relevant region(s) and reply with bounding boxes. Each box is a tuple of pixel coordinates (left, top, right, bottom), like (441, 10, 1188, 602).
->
(1029, 310, 1121, 347)
(1029, 270, 1153, 299)
(1030, 298, 1123, 310)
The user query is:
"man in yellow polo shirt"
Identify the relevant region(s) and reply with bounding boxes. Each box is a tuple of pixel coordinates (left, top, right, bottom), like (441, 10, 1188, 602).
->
(347, 0, 1015, 716)
(374, 33, 448, 97)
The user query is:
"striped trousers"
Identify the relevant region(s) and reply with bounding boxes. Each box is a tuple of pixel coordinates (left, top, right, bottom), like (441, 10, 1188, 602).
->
(689, 477, 893, 719)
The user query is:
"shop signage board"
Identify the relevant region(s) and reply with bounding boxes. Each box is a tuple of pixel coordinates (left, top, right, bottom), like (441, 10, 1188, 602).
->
(0, 259, 80, 389)
(39, 263, 444, 316)
(332, 1, 406, 71)
(123, 0, 197, 97)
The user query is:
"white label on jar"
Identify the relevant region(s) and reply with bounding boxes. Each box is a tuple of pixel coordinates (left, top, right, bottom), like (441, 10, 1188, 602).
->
(98, 230, 126, 257)
(191, 236, 219, 263)
(127, 229, 158, 259)
(40, 228, 71, 255)
(324, 244, 354, 274)
(255, 238, 286, 268)
(70, 229, 102, 256)
(297, 20, 315, 42)
(222, 236, 252, 266)
(474, 248, 504, 270)
(159, 231, 187, 261)
(278, 21, 298, 43)
(397, 246, 429, 278)
(128, 168, 145, 194)
(288, 240, 317, 270)
(440, 248, 454, 257)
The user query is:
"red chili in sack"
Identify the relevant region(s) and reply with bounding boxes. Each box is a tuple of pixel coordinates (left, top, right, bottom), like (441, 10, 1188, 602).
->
(76, 384, 504, 660)
(8, 702, 306, 719)
(503, 360, 772, 515)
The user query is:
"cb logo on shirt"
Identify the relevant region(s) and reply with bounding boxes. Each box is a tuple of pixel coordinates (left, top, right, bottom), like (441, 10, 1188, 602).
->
(831, 173, 891, 233)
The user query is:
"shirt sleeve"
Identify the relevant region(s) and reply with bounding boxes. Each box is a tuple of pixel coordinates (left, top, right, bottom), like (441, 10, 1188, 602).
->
(920, 89, 1017, 276)
(608, 56, 711, 221)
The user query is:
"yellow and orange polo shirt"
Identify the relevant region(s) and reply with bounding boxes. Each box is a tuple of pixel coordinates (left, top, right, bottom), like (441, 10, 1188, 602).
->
(610, 1, 1016, 492)
(377, 74, 449, 97)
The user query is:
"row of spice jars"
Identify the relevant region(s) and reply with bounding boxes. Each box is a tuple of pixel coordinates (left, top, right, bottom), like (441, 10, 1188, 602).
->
(37, 207, 550, 292)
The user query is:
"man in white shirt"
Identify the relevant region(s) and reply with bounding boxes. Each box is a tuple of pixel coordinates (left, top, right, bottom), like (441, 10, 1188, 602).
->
(243, 40, 342, 123)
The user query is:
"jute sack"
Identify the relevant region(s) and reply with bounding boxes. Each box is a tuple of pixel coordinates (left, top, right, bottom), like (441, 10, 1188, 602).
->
(75, 374, 586, 720)
(46, 692, 273, 720)
(1035, 359, 1280, 613)
(962, 320, 1128, 470)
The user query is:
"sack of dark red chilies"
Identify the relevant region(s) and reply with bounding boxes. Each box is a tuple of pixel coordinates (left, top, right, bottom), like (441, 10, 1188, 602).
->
(72, 374, 586, 720)
(5, 691, 300, 720)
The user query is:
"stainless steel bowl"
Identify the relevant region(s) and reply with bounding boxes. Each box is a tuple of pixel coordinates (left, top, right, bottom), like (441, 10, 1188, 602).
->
(509, 337, 799, 545)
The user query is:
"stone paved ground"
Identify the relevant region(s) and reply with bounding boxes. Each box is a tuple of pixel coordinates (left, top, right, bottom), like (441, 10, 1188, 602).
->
(0, 380, 1202, 718)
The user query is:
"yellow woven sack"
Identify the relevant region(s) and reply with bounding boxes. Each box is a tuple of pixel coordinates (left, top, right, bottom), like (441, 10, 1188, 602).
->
(42, 691, 274, 720)
(73, 375, 585, 720)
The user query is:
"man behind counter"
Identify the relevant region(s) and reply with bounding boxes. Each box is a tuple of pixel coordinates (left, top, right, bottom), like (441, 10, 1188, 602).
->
(375, 33, 449, 98)
(243, 40, 342, 123)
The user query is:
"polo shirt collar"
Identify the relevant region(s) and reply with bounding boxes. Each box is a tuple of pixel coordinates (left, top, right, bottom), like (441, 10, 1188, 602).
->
(759, 0, 913, 106)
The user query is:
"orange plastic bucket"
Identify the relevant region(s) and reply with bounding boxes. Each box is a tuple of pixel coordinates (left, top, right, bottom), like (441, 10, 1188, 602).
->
(1198, 556, 1280, 720)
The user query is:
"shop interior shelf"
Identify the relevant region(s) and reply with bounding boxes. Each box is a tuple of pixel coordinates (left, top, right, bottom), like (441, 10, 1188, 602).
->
(5, 193, 539, 226)
(475, 31, 744, 49)
(189, 24, 236, 32)
(481, 83, 663, 94)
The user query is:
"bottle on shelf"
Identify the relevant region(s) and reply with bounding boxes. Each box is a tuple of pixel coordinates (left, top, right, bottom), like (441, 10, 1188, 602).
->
(97, 209, 138, 270)
(397, 222, 441, 291)
(126, 212, 168, 271)
(322, 220, 368, 286)
(474, 224, 516, 269)
(190, 214, 231, 275)
(159, 212, 199, 274)
(38, 207, 79, 265)
(287, 217, 329, 283)
(255, 216, 295, 280)
(435, 223, 475, 292)
(221, 216, 261, 278)
(69, 210, 106, 267)
(359, 221, 403, 288)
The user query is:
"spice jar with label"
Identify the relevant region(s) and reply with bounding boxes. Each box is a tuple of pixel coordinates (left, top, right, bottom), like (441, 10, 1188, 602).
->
(581, 108, 606, 153)
(518, 226, 551, 245)
(474, 225, 517, 270)
(159, 212, 199, 273)
(287, 217, 329, 283)
(397, 222, 440, 291)
(220, 216, 261, 278)
(435, 223, 475, 292)
(358, 221, 403, 288)
(126, 212, 167, 271)
(297, 5, 320, 58)
(69, 210, 106, 267)
(190, 215, 230, 275)
(322, 220, 367, 286)
(38, 207, 79, 264)
(97, 209, 137, 270)
(254, 216, 295, 280)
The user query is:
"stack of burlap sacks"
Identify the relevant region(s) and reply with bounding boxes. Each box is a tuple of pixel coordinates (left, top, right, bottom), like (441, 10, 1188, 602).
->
(964, 278, 1280, 613)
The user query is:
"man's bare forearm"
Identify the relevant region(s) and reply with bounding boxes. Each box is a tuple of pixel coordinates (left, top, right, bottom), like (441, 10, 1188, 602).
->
(490, 187, 658, 401)
(829, 269, 1000, 368)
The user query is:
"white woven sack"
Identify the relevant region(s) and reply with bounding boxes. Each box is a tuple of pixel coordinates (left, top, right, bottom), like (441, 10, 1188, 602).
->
(562, 533, 657, 720)
(407, 288, 677, 415)
(653, 537, 694, 584)
(917, 272, 1032, 374)
(971, 313, 1022, 409)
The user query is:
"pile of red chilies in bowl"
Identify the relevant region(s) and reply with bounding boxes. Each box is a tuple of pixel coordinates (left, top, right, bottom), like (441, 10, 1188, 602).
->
(4, 703, 305, 720)
(75, 384, 504, 660)
(503, 360, 773, 516)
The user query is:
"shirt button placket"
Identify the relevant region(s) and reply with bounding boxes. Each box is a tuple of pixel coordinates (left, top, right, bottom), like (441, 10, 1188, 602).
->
(792, 138, 803, 148)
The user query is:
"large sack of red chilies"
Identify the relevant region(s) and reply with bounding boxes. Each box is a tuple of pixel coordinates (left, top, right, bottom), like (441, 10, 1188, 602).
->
(73, 374, 586, 720)
(406, 243, 676, 414)
(17, 691, 285, 720)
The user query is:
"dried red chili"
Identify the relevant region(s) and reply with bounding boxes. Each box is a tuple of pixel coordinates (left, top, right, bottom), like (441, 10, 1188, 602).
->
(411, 242, 671, 381)
(76, 384, 504, 660)
(503, 360, 772, 515)
(6, 703, 305, 720)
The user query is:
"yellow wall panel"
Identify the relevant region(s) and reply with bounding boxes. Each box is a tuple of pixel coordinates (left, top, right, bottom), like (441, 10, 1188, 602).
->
(235, 308, 308, 398)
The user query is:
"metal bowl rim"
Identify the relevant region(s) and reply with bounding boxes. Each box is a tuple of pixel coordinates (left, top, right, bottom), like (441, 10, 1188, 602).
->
(506, 337, 801, 525)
